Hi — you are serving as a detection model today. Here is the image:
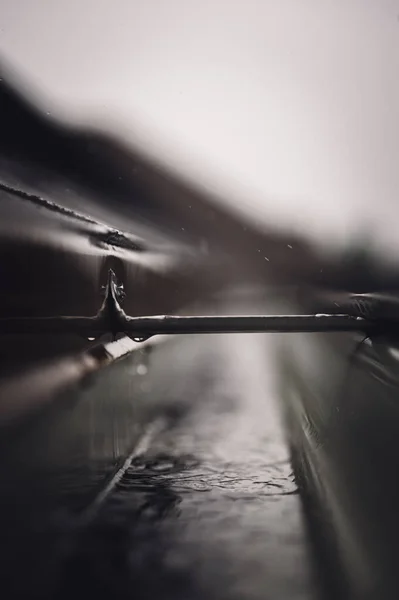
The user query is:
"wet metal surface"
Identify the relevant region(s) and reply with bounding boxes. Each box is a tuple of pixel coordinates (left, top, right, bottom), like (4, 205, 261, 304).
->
(0, 331, 320, 599)
(281, 324, 399, 599)
(53, 333, 319, 600)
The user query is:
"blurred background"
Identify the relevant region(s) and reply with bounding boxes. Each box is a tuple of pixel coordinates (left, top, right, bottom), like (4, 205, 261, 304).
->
(1, 0, 398, 257)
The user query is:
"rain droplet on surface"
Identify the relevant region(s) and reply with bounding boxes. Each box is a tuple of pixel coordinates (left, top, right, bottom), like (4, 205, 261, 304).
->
(136, 364, 148, 376)
(132, 335, 150, 343)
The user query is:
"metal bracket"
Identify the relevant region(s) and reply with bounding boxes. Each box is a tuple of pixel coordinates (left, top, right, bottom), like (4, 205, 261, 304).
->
(0, 270, 372, 340)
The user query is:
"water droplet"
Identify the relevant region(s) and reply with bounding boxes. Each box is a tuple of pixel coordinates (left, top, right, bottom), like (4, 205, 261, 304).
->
(287, 244, 293, 249)
(132, 336, 149, 343)
(181, 227, 185, 231)
(264, 257, 269, 261)
(136, 364, 148, 375)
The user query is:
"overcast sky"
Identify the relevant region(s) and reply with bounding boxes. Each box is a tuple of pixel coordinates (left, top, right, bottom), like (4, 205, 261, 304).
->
(1, 0, 399, 254)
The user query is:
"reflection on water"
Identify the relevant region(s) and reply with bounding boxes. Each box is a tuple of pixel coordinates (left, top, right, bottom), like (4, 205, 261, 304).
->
(55, 331, 318, 600)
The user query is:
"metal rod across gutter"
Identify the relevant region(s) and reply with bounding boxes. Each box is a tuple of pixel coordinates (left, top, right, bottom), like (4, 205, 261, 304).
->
(0, 271, 372, 339)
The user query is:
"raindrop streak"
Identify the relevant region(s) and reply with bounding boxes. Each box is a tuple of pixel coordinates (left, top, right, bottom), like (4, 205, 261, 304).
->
(264, 257, 270, 261)
(287, 244, 293, 249)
